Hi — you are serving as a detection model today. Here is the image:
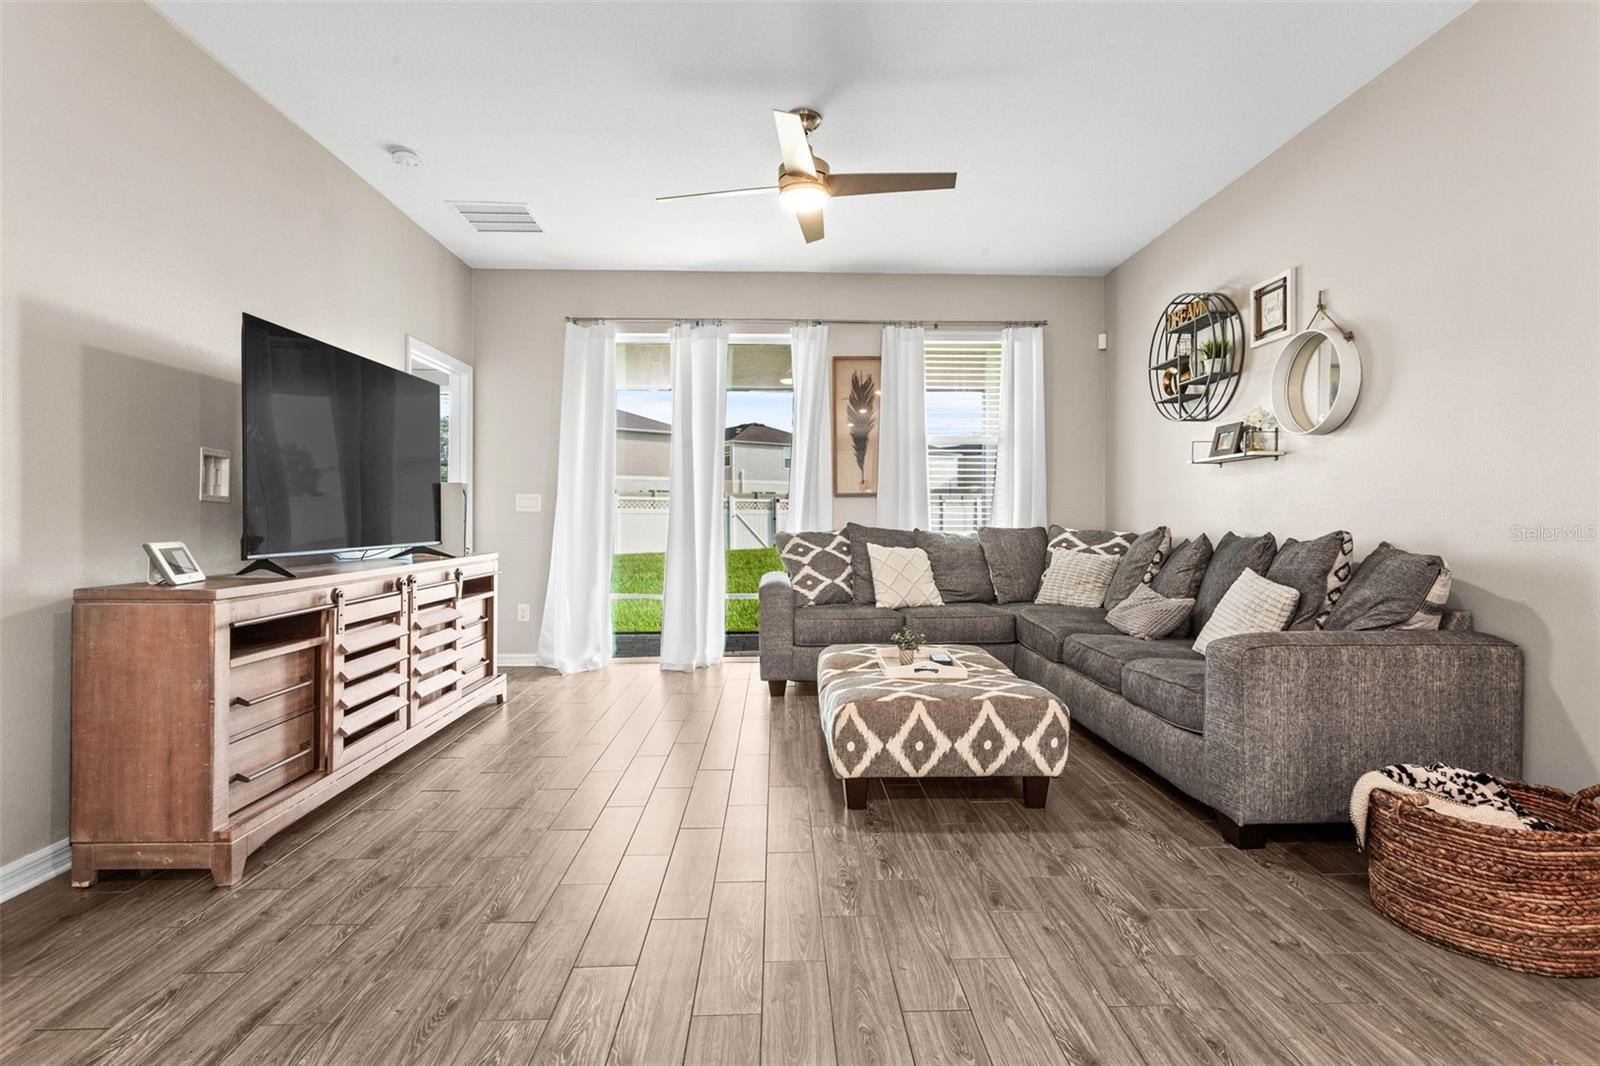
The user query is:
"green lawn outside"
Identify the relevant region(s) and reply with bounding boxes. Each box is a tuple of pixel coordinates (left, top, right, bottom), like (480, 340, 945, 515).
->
(611, 547, 781, 634)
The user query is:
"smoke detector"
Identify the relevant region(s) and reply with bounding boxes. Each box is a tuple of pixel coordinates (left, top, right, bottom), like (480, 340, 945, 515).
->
(448, 201, 543, 233)
(388, 146, 423, 167)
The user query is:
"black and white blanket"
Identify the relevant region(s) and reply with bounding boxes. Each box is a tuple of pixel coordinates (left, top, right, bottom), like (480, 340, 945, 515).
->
(1350, 762, 1553, 847)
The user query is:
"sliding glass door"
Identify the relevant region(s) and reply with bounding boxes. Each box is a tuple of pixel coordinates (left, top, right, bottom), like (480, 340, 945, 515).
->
(611, 333, 793, 657)
(725, 337, 793, 651)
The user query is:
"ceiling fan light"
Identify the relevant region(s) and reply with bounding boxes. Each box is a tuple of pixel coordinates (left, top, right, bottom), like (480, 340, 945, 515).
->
(778, 182, 828, 214)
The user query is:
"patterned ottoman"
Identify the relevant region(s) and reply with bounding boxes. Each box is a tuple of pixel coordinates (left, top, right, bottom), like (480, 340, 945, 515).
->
(816, 644, 1070, 809)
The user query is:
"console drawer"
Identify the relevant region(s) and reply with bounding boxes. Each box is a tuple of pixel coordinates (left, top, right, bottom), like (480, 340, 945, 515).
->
(228, 710, 315, 812)
(229, 650, 318, 741)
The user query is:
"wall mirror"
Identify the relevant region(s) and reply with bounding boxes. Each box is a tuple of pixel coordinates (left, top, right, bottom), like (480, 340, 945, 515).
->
(1270, 327, 1361, 434)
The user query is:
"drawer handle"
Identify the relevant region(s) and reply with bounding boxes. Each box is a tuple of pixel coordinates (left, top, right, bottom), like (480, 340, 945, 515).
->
(231, 679, 312, 707)
(230, 744, 311, 784)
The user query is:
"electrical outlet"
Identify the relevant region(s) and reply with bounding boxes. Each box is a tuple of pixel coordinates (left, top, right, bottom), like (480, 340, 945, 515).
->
(515, 493, 541, 513)
(516, 603, 531, 623)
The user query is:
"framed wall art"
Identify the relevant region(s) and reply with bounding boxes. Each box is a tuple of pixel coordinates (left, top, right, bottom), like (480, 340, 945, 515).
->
(831, 355, 880, 496)
(1249, 269, 1296, 347)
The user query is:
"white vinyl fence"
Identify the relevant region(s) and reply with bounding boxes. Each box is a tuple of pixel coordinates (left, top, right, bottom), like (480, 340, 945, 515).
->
(615, 494, 790, 554)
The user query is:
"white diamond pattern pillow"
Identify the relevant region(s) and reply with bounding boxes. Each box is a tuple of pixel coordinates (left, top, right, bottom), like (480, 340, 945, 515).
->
(1192, 568, 1300, 654)
(868, 544, 943, 609)
(1035, 550, 1120, 607)
(777, 531, 853, 606)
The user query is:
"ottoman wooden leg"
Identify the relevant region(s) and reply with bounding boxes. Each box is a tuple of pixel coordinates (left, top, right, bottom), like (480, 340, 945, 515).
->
(843, 778, 869, 810)
(768, 679, 786, 697)
(1023, 777, 1050, 809)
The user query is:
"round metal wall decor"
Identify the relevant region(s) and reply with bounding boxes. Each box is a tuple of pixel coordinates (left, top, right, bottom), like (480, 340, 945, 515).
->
(1146, 292, 1245, 421)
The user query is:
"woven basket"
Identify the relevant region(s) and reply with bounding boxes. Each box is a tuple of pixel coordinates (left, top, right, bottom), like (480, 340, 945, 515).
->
(1366, 780, 1600, 977)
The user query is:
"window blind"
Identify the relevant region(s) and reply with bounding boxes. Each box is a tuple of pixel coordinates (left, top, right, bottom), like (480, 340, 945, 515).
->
(923, 338, 1003, 535)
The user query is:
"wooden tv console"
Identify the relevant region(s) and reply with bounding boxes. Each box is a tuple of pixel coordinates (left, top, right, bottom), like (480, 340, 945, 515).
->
(70, 553, 507, 887)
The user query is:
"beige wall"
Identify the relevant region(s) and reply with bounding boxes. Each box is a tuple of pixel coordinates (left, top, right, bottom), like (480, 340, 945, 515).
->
(0, 3, 473, 866)
(471, 271, 1106, 658)
(1103, 2, 1599, 789)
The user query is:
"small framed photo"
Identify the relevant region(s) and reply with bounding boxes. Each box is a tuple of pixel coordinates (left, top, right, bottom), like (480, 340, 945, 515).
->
(1249, 269, 1296, 347)
(1209, 422, 1244, 458)
(143, 541, 206, 586)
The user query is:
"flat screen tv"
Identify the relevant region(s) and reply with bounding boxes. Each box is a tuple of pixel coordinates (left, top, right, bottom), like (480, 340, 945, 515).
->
(241, 314, 440, 562)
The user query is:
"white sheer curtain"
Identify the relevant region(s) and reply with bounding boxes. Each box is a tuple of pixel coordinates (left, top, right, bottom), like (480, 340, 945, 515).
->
(660, 321, 730, 671)
(534, 321, 617, 674)
(786, 322, 832, 531)
(993, 324, 1047, 527)
(876, 324, 928, 530)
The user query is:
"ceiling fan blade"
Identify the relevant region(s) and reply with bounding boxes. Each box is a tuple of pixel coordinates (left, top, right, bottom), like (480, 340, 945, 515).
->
(656, 186, 778, 202)
(773, 110, 817, 177)
(827, 172, 958, 197)
(796, 208, 825, 244)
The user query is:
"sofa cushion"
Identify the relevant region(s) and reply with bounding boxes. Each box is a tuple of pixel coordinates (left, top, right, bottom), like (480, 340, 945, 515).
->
(1103, 526, 1173, 609)
(913, 530, 995, 603)
(1152, 534, 1213, 602)
(843, 523, 916, 606)
(1035, 550, 1119, 607)
(1193, 532, 1278, 633)
(898, 604, 1016, 645)
(1007, 604, 1119, 660)
(1059, 634, 1201, 692)
(977, 527, 1049, 604)
(1266, 531, 1355, 630)
(794, 604, 904, 647)
(1121, 658, 1207, 734)
(1324, 542, 1452, 631)
(776, 531, 854, 606)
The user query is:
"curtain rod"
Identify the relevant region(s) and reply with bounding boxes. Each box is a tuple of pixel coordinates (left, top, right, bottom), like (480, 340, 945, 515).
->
(565, 316, 1047, 328)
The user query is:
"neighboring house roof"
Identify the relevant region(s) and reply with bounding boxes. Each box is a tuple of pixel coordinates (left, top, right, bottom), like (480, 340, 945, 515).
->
(617, 410, 670, 433)
(726, 422, 792, 445)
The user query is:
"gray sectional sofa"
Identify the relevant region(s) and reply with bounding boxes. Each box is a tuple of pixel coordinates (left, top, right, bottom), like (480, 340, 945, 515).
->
(759, 524, 1524, 846)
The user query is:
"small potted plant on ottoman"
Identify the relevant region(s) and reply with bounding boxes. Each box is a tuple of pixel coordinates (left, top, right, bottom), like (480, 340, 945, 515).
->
(888, 626, 925, 666)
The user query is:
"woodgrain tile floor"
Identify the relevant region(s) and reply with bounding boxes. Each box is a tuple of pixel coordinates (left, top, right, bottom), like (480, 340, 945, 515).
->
(3, 662, 1597, 1065)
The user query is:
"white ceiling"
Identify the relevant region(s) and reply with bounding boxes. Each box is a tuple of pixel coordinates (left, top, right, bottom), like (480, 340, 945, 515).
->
(155, 1, 1468, 275)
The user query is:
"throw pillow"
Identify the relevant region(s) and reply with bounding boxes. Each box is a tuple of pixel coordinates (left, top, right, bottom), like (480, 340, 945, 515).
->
(977, 526, 1049, 604)
(1192, 532, 1278, 634)
(1102, 526, 1172, 609)
(1265, 531, 1355, 630)
(1151, 534, 1213, 601)
(1035, 550, 1120, 608)
(776, 531, 853, 607)
(843, 522, 916, 606)
(1324, 542, 1453, 631)
(1192, 569, 1300, 655)
(913, 530, 995, 603)
(867, 544, 943, 609)
(1107, 585, 1195, 640)
(1047, 526, 1135, 557)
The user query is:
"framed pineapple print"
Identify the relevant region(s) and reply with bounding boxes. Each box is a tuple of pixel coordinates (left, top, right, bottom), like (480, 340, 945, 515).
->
(831, 356, 880, 496)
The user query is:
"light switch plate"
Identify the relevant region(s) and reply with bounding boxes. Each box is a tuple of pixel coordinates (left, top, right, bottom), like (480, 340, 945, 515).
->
(515, 493, 541, 513)
(199, 448, 230, 502)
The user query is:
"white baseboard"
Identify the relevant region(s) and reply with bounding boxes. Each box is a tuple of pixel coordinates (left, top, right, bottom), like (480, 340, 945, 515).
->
(497, 653, 543, 667)
(1, 838, 71, 902)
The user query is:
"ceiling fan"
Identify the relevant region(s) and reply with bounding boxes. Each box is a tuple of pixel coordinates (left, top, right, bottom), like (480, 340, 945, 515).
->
(657, 108, 957, 244)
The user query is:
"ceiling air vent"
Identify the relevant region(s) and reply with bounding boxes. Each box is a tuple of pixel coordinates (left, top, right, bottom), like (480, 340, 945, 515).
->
(449, 201, 543, 233)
